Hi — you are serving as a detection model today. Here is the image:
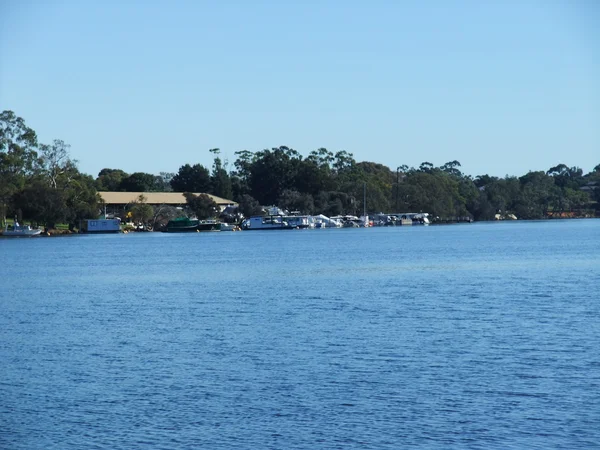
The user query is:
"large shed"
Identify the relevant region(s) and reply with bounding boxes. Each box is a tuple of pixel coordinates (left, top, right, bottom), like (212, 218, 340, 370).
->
(99, 192, 237, 215)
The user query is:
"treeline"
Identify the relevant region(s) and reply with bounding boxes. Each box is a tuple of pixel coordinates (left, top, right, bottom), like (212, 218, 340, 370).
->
(1, 110, 599, 228)
(0, 111, 99, 229)
(97, 146, 600, 221)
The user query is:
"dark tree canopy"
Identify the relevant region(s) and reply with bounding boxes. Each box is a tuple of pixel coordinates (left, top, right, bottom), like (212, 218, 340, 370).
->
(96, 168, 128, 191)
(170, 164, 211, 193)
(184, 192, 219, 219)
(119, 172, 163, 192)
(2, 110, 599, 225)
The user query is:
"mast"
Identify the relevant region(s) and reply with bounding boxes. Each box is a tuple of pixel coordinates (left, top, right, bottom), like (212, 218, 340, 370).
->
(363, 182, 368, 227)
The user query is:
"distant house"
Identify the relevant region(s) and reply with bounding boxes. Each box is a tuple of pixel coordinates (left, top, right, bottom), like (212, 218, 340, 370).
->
(99, 192, 237, 217)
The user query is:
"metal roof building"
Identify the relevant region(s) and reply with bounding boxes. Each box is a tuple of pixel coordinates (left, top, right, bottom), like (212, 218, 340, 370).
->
(99, 192, 237, 211)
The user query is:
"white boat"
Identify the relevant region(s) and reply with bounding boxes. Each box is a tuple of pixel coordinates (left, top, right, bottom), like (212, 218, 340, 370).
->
(2, 221, 42, 237)
(219, 223, 239, 231)
(282, 215, 313, 229)
(312, 214, 342, 228)
(241, 216, 292, 230)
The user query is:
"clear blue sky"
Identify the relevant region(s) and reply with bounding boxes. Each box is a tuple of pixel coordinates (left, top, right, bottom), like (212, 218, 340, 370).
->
(1, 1, 598, 178)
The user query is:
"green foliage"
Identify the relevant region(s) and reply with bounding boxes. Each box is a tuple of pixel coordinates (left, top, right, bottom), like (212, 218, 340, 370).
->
(184, 192, 219, 219)
(128, 194, 154, 224)
(0, 111, 41, 223)
(13, 178, 68, 228)
(238, 194, 263, 217)
(64, 172, 101, 229)
(170, 163, 211, 193)
(152, 204, 184, 229)
(247, 146, 303, 205)
(3, 110, 599, 223)
(119, 172, 163, 192)
(1, 111, 101, 228)
(209, 148, 233, 200)
(96, 168, 128, 191)
(278, 189, 315, 214)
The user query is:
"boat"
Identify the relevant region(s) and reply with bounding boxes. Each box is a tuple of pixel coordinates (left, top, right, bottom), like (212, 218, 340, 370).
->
(219, 223, 239, 231)
(164, 217, 200, 232)
(164, 217, 224, 232)
(2, 221, 42, 237)
(282, 215, 313, 229)
(241, 215, 293, 230)
(401, 213, 430, 225)
(197, 220, 220, 231)
(311, 214, 342, 228)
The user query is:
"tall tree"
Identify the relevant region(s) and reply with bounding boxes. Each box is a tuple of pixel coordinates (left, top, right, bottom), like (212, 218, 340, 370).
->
(170, 163, 211, 192)
(64, 172, 101, 229)
(0, 110, 40, 224)
(38, 139, 100, 228)
(96, 168, 128, 191)
(39, 139, 77, 189)
(13, 179, 68, 228)
(119, 172, 162, 191)
(209, 148, 233, 199)
(247, 146, 303, 205)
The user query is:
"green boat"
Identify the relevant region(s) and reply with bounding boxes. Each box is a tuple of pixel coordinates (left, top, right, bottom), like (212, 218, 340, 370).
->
(164, 217, 221, 232)
(165, 217, 200, 232)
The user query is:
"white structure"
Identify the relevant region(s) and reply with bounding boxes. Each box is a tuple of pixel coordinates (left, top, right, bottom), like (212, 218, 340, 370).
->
(82, 219, 121, 233)
(241, 216, 291, 230)
(312, 214, 342, 228)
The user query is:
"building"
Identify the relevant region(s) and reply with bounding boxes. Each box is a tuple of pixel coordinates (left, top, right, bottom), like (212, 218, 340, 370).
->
(99, 192, 237, 217)
(81, 218, 121, 233)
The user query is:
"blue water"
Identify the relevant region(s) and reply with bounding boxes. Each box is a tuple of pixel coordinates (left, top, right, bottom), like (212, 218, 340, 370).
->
(1, 220, 599, 449)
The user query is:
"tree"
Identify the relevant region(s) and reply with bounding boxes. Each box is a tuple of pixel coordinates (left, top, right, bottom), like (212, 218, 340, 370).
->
(278, 189, 315, 214)
(158, 172, 175, 192)
(473, 174, 498, 188)
(96, 168, 128, 191)
(184, 192, 219, 219)
(209, 148, 233, 199)
(170, 163, 211, 192)
(39, 139, 77, 189)
(314, 191, 353, 216)
(128, 194, 154, 224)
(238, 194, 263, 218)
(120, 172, 162, 192)
(0, 110, 40, 224)
(12, 179, 68, 228)
(247, 146, 302, 205)
(64, 172, 101, 229)
(151, 204, 183, 230)
(512, 171, 555, 219)
(12, 135, 101, 229)
(418, 162, 435, 174)
(440, 160, 463, 178)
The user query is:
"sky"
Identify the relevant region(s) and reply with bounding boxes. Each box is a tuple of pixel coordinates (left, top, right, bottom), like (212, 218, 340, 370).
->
(1, 0, 598, 178)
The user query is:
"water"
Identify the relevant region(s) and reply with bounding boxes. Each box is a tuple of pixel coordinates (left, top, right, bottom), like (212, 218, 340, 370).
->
(1, 220, 599, 449)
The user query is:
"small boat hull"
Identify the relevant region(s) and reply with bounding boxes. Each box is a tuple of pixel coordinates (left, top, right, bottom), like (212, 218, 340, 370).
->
(2, 221, 43, 237)
(2, 229, 42, 237)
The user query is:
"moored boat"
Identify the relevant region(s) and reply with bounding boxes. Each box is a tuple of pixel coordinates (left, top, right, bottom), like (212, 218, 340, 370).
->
(2, 221, 42, 237)
(197, 220, 220, 231)
(164, 217, 200, 232)
(241, 216, 293, 230)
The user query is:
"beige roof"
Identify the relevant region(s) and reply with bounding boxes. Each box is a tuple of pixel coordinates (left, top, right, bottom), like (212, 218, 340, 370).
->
(99, 192, 237, 206)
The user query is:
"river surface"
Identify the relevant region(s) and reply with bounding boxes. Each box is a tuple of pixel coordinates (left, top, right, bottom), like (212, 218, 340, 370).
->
(1, 220, 599, 449)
